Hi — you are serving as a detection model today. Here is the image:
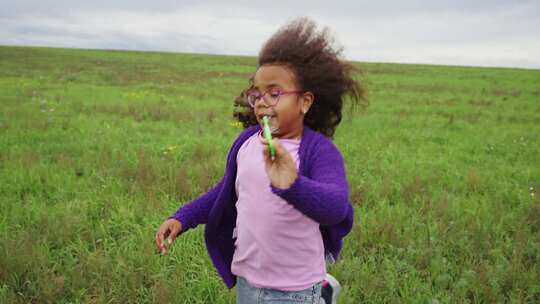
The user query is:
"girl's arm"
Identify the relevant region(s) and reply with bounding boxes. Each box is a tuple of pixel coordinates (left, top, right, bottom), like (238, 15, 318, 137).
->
(168, 178, 224, 233)
(270, 141, 350, 226)
(169, 127, 258, 233)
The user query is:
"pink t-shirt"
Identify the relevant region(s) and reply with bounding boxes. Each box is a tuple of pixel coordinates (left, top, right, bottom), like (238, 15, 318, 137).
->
(231, 131, 326, 291)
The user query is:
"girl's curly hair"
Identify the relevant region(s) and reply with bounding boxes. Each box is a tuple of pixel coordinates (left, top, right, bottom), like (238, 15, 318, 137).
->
(233, 17, 366, 138)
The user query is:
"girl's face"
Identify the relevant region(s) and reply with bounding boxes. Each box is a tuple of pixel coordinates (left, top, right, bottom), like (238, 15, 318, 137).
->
(251, 64, 313, 139)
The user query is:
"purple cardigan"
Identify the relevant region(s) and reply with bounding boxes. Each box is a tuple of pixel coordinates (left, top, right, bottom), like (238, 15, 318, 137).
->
(170, 125, 354, 288)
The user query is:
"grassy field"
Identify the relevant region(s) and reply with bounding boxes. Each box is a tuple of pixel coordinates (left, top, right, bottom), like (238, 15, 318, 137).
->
(0, 45, 539, 303)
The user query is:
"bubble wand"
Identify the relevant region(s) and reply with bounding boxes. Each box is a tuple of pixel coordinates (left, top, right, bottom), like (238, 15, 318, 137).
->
(263, 116, 276, 161)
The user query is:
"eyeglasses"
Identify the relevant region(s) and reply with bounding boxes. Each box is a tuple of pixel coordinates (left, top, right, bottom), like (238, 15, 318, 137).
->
(246, 88, 301, 108)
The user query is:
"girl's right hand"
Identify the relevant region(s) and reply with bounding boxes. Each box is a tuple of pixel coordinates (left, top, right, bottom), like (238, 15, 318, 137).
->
(155, 218, 183, 255)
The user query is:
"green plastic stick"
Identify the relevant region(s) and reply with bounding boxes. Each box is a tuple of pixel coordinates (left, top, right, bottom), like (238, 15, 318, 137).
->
(263, 116, 276, 160)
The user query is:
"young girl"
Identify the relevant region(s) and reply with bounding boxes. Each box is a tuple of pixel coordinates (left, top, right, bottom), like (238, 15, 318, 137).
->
(155, 17, 364, 304)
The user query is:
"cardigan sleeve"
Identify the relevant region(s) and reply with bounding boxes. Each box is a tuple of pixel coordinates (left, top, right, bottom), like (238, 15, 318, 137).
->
(169, 178, 224, 233)
(167, 126, 259, 234)
(270, 140, 350, 226)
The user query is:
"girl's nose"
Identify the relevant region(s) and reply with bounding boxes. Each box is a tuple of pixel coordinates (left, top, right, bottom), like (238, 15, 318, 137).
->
(255, 101, 271, 110)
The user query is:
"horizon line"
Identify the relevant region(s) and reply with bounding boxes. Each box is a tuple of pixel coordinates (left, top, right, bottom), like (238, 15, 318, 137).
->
(1, 43, 538, 71)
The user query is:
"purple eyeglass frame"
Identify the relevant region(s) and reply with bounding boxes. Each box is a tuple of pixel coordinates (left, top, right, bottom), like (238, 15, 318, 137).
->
(247, 89, 302, 108)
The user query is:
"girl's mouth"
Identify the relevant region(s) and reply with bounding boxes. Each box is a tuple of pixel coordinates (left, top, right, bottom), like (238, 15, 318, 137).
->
(258, 113, 275, 120)
(259, 115, 279, 133)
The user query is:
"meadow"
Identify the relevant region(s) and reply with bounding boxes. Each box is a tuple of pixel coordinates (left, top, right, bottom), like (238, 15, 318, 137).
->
(0, 45, 539, 303)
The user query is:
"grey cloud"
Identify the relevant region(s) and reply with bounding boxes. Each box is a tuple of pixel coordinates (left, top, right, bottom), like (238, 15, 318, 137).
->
(1, 1, 539, 68)
(3, 0, 525, 17)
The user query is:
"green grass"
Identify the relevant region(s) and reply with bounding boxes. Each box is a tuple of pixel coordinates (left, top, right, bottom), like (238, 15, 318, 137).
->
(1, 45, 539, 303)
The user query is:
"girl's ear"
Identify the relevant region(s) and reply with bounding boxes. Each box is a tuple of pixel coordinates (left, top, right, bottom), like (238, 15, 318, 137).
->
(301, 92, 314, 115)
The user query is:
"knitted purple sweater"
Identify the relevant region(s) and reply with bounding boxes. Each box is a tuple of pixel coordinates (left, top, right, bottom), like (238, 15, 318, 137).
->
(170, 125, 354, 288)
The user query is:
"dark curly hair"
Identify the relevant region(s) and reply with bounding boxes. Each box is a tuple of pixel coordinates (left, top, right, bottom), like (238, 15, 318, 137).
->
(233, 17, 366, 138)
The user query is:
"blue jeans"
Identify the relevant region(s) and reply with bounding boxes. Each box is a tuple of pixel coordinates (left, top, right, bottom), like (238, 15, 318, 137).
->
(236, 276, 322, 304)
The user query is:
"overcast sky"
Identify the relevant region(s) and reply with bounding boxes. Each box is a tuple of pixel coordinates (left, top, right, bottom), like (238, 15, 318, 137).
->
(1, 0, 539, 69)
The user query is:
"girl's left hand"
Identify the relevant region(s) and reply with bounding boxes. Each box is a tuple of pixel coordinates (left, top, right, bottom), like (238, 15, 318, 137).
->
(260, 137, 298, 189)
